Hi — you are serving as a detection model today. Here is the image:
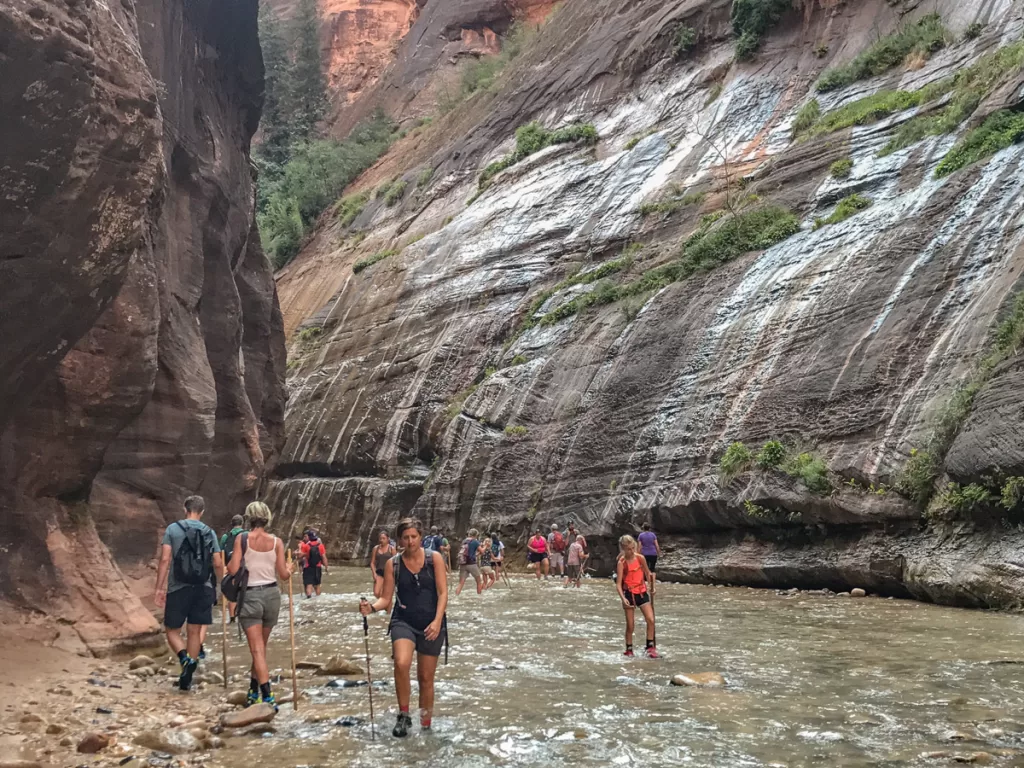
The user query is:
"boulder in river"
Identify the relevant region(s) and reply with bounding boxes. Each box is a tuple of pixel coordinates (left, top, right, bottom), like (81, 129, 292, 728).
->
(128, 655, 155, 670)
(318, 656, 363, 675)
(295, 660, 322, 670)
(671, 672, 727, 688)
(134, 729, 201, 755)
(851, 588, 867, 597)
(219, 704, 277, 729)
(226, 691, 249, 706)
(77, 732, 112, 753)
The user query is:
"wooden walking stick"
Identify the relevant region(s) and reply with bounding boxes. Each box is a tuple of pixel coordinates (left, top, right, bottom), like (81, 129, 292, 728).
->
(286, 549, 299, 710)
(361, 601, 376, 741)
(220, 593, 228, 689)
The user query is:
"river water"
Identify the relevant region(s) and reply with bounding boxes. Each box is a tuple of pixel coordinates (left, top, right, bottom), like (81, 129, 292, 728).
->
(221, 568, 1024, 767)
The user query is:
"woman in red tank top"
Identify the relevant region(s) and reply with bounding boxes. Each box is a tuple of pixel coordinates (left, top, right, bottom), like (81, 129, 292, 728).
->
(616, 535, 658, 658)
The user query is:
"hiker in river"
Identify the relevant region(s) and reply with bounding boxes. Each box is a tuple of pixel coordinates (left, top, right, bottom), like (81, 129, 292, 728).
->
(370, 529, 397, 598)
(637, 522, 661, 580)
(154, 495, 224, 691)
(439, 530, 452, 572)
(567, 520, 587, 555)
(616, 535, 658, 658)
(527, 529, 549, 579)
(565, 534, 586, 588)
(219, 515, 245, 622)
(360, 518, 448, 737)
(300, 529, 328, 598)
(489, 531, 505, 580)
(226, 501, 293, 709)
(479, 536, 495, 590)
(547, 524, 567, 578)
(456, 528, 483, 596)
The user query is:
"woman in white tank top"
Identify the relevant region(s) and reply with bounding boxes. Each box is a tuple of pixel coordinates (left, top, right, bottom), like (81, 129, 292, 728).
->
(226, 501, 293, 709)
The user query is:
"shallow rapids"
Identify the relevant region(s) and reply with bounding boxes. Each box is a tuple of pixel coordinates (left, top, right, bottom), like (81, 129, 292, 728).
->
(218, 568, 1024, 767)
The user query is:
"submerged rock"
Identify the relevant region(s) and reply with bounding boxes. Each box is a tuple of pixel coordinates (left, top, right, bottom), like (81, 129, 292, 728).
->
(327, 678, 368, 688)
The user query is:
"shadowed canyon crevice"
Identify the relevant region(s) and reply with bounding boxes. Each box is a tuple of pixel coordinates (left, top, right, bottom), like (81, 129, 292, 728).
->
(0, 0, 285, 652)
(270, 0, 1024, 609)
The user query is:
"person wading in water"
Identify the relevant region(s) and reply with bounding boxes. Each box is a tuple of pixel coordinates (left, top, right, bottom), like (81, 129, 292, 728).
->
(456, 528, 483, 596)
(300, 529, 327, 598)
(226, 502, 294, 709)
(637, 522, 661, 581)
(616, 535, 658, 658)
(527, 529, 549, 579)
(489, 532, 505, 581)
(360, 518, 448, 737)
(565, 535, 586, 588)
(219, 514, 245, 622)
(370, 529, 397, 598)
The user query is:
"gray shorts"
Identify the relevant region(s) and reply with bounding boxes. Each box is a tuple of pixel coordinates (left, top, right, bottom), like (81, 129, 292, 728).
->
(239, 584, 281, 629)
(460, 563, 481, 580)
(391, 619, 444, 657)
(550, 552, 564, 568)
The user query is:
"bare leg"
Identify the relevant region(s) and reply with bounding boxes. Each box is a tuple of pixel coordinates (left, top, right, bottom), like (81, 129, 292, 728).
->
(474, 569, 483, 595)
(166, 627, 185, 655)
(373, 576, 383, 598)
(392, 639, 415, 711)
(417, 652, 439, 726)
(639, 602, 656, 643)
(185, 623, 204, 661)
(244, 624, 270, 683)
(623, 605, 635, 650)
(542, 558, 550, 578)
(456, 570, 467, 596)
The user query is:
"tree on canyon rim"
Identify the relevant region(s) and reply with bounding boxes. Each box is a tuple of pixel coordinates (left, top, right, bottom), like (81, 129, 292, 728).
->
(288, 0, 329, 143)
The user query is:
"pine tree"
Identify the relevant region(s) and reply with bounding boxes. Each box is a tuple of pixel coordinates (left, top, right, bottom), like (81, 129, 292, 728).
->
(257, 1, 293, 169)
(289, 0, 328, 142)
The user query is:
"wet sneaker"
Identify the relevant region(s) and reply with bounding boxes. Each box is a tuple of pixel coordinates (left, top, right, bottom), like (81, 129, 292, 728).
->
(262, 693, 278, 712)
(245, 689, 260, 707)
(178, 657, 199, 691)
(392, 713, 412, 738)
(645, 646, 660, 659)
(198, 645, 206, 660)
(623, 649, 635, 658)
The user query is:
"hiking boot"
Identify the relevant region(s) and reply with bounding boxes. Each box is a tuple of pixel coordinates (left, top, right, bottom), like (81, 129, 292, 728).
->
(645, 646, 660, 659)
(245, 689, 260, 707)
(623, 648, 635, 658)
(262, 692, 279, 712)
(392, 712, 412, 738)
(198, 645, 207, 660)
(178, 657, 199, 691)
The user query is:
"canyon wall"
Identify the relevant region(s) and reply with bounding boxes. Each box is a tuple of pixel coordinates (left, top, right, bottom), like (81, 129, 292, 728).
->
(0, 0, 285, 652)
(271, 0, 1024, 608)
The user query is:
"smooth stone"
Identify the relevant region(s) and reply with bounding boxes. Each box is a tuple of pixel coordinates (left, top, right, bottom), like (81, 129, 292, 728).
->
(0, 761, 43, 768)
(128, 656, 155, 670)
(334, 716, 363, 727)
(206, 736, 224, 749)
(326, 679, 367, 688)
(19, 714, 44, 724)
(295, 661, 321, 670)
(45, 723, 65, 735)
(225, 691, 249, 706)
(219, 704, 277, 729)
(134, 729, 200, 755)
(77, 732, 112, 753)
(671, 672, 727, 688)
(318, 656, 363, 676)
(850, 588, 867, 597)
(954, 754, 994, 764)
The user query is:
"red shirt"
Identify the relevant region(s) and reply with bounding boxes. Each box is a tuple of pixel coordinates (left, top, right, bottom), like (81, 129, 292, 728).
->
(299, 541, 325, 567)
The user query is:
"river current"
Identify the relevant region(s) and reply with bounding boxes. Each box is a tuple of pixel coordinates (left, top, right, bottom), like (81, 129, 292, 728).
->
(219, 567, 1024, 767)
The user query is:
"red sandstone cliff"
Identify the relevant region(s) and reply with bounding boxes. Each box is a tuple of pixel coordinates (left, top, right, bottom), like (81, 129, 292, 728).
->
(0, 0, 285, 653)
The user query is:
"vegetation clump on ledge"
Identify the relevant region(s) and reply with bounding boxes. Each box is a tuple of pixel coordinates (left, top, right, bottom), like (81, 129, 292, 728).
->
(731, 0, 791, 60)
(814, 194, 872, 229)
(934, 109, 1024, 178)
(829, 158, 853, 179)
(353, 248, 399, 274)
(816, 14, 949, 93)
(719, 439, 830, 495)
(479, 121, 599, 188)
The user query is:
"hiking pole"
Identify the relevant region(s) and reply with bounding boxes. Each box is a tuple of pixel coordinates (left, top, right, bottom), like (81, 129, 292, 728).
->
(575, 556, 588, 588)
(361, 601, 376, 741)
(286, 549, 299, 711)
(220, 593, 228, 689)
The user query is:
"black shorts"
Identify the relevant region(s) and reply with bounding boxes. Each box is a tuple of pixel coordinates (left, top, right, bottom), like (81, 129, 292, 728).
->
(391, 618, 444, 657)
(527, 552, 547, 564)
(164, 584, 215, 629)
(623, 589, 650, 608)
(303, 566, 323, 586)
(644, 555, 658, 573)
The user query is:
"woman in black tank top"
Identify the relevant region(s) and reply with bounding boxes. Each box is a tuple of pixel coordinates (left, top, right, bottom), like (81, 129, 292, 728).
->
(369, 530, 395, 598)
(360, 518, 448, 738)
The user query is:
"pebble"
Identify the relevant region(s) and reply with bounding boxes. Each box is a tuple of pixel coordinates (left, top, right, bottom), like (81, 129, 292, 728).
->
(670, 672, 727, 688)
(219, 704, 277, 729)
(851, 588, 867, 598)
(96, 707, 114, 715)
(19, 714, 44, 724)
(128, 656, 155, 670)
(77, 731, 113, 753)
(45, 723, 65, 735)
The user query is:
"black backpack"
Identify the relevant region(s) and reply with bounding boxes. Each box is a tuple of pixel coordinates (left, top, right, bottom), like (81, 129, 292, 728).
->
(220, 533, 249, 603)
(173, 522, 214, 585)
(306, 540, 322, 568)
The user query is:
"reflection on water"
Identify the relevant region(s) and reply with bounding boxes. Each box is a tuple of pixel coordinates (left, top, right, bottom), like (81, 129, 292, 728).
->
(218, 568, 1024, 767)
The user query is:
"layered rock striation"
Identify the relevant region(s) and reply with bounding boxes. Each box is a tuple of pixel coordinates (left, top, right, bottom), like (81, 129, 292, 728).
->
(272, 0, 1024, 607)
(0, 0, 285, 651)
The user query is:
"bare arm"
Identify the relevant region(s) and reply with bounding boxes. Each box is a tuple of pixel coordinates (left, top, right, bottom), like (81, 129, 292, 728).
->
(154, 544, 172, 605)
(274, 538, 291, 581)
(616, 557, 626, 602)
(640, 555, 654, 593)
(425, 551, 448, 641)
(213, 551, 225, 582)
(368, 545, 378, 573)
(655, 536, 661, 556)
(320, 544, 328, 569)
(367, 557, 395, 613)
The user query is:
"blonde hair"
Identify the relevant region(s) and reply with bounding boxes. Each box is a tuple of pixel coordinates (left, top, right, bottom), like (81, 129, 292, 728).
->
(245, 501, 273, 529)
(619, 534, 637, 551)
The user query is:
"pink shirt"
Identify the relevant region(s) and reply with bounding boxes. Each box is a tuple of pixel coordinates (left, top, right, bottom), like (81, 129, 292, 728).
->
(567, 541, 584, 566)
(529, 535, 547, 553)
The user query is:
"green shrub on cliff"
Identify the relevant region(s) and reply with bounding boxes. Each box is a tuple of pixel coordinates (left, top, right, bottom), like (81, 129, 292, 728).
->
(504, 425, 529, 440)
(353, 248, 399, 274)
(756, 440, 786, 469)
(479, 121, 599, 187)
(383, 179, 408, 206)
(720, 442, 753, 479)
(829, 158, 853, 179)
(935, 109, 1024, 178)
(895, 447, 939, 507)
(791, 99, 821, 139)
(816, 14, 949, 92)
(673, 24, 697, 59)
(785, 452, 830, 494)
(731, 0, 791, 60)
(926, 482, 994, 522)
(1001, 476, 1024, 511)
(814, 194, 872, 229)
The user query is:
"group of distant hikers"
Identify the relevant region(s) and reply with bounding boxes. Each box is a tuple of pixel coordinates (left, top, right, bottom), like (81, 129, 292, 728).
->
(153, 495, 662, 737)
